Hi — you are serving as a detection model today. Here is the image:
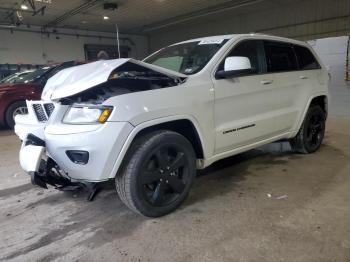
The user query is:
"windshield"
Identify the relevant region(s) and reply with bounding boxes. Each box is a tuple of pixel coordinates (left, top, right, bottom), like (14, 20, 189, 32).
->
(0, 71, 34, 84)
(144, 39, 228, 75)
(0, 74, 17, 84)
(15, 67, 53, 84)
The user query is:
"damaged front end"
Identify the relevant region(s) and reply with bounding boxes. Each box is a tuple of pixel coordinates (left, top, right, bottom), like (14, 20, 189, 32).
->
(42, 58, 187, 103)
(21, 133, 100, 200)
(15, 59, 187, 199)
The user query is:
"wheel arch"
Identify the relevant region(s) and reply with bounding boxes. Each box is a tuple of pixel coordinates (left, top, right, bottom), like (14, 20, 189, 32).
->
(309, 95, 328, 118)
(135, 119, 204, 159)
(295, 94, 328, 134)
(109, 115, 206, 179)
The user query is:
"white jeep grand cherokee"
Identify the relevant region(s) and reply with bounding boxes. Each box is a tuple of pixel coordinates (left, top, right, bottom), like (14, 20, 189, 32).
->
(15, 34, 329, 217)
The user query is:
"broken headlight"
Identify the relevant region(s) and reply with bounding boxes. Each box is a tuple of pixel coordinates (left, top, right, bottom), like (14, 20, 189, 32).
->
(63, 105, 113, 124)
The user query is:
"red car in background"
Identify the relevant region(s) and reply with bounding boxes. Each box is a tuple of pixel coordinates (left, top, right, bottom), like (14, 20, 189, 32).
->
(0, 61, 84, 128)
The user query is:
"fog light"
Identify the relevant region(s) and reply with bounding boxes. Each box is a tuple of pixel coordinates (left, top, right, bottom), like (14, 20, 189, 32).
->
(66, 150, 89, 165)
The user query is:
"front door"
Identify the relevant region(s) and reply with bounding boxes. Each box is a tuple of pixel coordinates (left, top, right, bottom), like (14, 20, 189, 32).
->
(213, 39, 279, 154)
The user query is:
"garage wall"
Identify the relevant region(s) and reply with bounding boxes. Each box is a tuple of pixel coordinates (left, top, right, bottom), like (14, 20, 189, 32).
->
(147, 0, 350, 52)
(0, 27, 148, 64)
(310, 36, 350, 117)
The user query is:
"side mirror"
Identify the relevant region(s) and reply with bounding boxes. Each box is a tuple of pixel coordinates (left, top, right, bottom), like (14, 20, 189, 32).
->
(215, 56, 253, 79)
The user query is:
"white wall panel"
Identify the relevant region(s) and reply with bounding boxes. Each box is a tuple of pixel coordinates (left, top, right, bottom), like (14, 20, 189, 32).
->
(0, 27, 148, 64)
(148, 0, 350, 51)
(311, 36, 350, 117)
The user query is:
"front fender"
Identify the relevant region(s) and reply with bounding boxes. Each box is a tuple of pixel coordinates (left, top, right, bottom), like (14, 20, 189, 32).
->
(108, 115, 207, 179)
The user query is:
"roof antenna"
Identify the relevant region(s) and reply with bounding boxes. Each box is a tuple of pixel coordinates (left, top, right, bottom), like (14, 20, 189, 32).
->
(103, 2, 120, 59)
(116, 23, 121, 59)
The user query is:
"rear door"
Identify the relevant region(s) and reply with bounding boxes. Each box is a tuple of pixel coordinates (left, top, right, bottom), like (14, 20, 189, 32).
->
(293, 44, 324, 123)
(263, 40, 301, 134)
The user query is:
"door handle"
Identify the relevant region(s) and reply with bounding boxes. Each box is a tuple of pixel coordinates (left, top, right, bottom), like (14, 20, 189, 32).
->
(299, 76, 308, 79)
(260, 80, 273, 85)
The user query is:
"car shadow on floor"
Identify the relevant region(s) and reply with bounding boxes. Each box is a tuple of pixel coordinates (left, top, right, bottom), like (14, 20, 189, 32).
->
(17, 142, 294, 209)
(27, 142, 293, 208)
(184, 142, 294, 206)
(2, 141, 330, 260)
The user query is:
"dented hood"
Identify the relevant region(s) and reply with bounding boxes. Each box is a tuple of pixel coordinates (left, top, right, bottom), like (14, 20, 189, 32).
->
(41, 58, 187, 101)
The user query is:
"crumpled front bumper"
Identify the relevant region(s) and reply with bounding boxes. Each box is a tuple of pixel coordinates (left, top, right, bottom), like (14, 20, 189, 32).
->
(17, 115, 134, 183)
(16, 99, 134, 183)
(44, 121, 134, 182)
(19, 134, 76, 189)
(14, 110, 46, 141)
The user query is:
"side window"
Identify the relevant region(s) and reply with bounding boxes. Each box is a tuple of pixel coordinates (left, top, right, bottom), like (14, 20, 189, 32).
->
(218, 40, 263, 75)
(294, 45, 321, 70)
(264, 41, 298, 73)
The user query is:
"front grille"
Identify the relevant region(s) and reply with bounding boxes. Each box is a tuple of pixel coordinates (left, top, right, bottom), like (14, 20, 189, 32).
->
(32, 104, 48, 122)
(32, 103, 55, 122)
(44, 103, 55, 118)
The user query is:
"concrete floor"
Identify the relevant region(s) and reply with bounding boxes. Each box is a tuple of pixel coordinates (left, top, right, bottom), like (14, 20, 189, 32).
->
(0, 118, 350, 262)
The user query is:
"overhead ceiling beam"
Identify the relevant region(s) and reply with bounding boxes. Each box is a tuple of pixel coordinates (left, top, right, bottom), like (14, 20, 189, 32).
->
(140, 0, 266, 33)
(0, 7, 33, 14)
(32, 6, 46, 16)
(26, 0, 36, 11)
(0, 25, 136, 45)
(0, 3, 46, 22)
(43, 0, 103, 29)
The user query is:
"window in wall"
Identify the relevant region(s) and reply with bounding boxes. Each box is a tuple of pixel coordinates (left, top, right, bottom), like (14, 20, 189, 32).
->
(84, 44, 131, 60)
(264, 41, 298, 72)
(294, 45, 321, 70)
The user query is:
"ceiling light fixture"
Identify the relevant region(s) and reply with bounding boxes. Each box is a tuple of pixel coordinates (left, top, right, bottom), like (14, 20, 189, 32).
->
(21, 4, 29, 10)
(103, 16, 109, 20)
(103, 3, 118, 11)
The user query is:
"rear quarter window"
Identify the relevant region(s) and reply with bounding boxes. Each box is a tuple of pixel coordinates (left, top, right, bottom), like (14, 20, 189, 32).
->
(294, 45, 321, 70)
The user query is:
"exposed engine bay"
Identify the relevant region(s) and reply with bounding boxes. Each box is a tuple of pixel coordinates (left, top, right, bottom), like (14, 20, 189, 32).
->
(59, 62, 186, 104)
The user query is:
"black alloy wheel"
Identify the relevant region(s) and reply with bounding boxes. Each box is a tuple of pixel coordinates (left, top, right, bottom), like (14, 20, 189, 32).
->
(140, 144, 190, 207)
(305, 110, 325, 151)
(116, 130, 196, 217)
(290, 105, 326, 153)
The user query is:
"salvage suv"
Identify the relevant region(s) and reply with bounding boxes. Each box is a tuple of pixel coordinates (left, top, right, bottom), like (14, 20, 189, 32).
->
(15, 34, 329, 217)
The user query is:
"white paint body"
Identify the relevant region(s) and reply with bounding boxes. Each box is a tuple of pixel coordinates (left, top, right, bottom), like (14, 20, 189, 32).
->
(224, 56, 252, 71)
(19, 145, 44, 172)
(15, 34, 329, 182)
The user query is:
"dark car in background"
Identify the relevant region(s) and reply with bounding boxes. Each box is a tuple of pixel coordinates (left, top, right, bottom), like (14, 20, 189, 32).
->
(0, 70, 35, 84)
(0, 61, 85, 128)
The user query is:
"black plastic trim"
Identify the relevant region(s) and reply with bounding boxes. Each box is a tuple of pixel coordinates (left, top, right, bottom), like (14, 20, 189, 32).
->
(66, 150, 89, 165)
(25, 134, 45, 147)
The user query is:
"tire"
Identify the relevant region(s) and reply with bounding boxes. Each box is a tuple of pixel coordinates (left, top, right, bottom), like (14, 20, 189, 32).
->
(5, 101, 28, 129)
(116, 130, 196, 217)
(290, 105, 326, 154)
